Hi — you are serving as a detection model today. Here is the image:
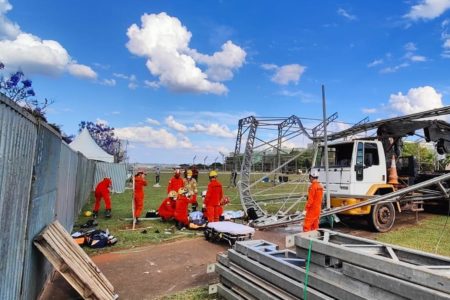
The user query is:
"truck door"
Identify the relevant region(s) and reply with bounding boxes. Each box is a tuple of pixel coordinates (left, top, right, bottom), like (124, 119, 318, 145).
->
(355, 142, 364, 181)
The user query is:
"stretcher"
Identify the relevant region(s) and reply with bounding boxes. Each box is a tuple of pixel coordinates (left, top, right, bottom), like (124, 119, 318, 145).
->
(204, 221, 255, 246)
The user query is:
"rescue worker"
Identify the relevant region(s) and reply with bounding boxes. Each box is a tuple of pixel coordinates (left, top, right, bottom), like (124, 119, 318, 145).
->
(192, 166, 199, 181)
(204, 170, 223, 222)
(174, 187, 196, 229)
(302, 170, 324, 232)
(155, 167, 160, 185)
(184, 169, 198, 210)
(93, 177, 112, 218)
(158, 191, 177, 221)
(134, 172, 147, 223)
(167, 169, 184, 196)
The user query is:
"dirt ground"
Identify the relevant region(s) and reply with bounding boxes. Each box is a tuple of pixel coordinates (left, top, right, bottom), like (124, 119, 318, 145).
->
(40, 212, 422, 300)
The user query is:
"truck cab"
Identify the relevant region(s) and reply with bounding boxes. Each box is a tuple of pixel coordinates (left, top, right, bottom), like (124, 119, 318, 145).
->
(312, 139, 387, 196)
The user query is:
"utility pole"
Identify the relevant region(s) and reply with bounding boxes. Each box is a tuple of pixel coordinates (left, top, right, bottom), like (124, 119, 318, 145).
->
(322, 85, 331, 209)
(203, 156, 208, 170)
(193, 155, 196, 166)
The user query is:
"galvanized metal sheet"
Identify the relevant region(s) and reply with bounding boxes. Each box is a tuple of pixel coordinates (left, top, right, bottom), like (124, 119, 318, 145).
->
(21, 124, 61, 300)
(94, 162, 127, 193)
(0, 94, 37, 300)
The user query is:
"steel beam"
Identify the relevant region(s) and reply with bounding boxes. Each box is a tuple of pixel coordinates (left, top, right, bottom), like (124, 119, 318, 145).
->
(217, 283, 246, 300)
(295, 230, 450, 294)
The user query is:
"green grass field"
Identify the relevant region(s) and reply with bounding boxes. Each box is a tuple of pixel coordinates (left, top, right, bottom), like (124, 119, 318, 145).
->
(75, 170, 449, 257)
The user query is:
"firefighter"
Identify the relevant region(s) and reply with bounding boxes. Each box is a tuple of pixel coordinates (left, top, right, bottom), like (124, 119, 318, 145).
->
(93, 177, 112, 218)
(158, 191, 177, 221)
(302, 170, 324, 232)
(204, 170, 223, 222)
(167, 169, 184, 196)
(134, 172, 147, 223)
(184, 169, 198, 210)
(174, 187, 196, 229)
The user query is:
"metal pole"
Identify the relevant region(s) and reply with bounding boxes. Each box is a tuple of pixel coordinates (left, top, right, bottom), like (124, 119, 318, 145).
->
(322, 85, 331, 209)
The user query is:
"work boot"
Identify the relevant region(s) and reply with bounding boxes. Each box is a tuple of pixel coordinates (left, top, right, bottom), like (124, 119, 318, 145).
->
(105, 209, 112, 218)
(92, 211, 98, 219)
(135, 217, 140, 224)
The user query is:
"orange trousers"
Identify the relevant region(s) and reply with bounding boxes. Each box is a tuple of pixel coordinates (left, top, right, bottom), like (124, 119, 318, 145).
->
(303, 216, 319, 232)
(94, 191, 111, 211)
(134, 195, 144, 218)
(205, 206, 223, 222)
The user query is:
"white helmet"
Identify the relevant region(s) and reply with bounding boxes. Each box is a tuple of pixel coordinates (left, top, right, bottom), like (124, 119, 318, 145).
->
(309, 170, 319, 178)
(201, 190, 207, 197)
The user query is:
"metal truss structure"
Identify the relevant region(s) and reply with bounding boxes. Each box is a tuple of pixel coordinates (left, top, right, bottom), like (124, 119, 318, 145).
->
(234, 106, 450, 229)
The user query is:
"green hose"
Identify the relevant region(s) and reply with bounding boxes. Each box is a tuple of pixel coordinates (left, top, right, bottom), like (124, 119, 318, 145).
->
(303, 239, 313, 299)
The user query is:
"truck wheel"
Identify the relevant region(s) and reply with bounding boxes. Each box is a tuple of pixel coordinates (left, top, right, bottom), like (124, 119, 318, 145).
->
(368, 203, 396, 232)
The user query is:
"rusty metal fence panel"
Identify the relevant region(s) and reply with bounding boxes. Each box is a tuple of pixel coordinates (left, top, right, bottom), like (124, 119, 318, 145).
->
(0, 94, 37, 300)
(94, 162, 127, 193)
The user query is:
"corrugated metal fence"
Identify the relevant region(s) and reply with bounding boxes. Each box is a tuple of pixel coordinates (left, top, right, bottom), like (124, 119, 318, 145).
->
(0, 93, 99, 299)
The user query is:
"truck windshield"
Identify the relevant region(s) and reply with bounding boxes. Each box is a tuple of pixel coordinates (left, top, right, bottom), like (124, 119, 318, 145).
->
(314, 143, 354, 168)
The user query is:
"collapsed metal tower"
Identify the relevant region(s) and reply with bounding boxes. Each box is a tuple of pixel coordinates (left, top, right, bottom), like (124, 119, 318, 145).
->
(234, 106, 450, 229)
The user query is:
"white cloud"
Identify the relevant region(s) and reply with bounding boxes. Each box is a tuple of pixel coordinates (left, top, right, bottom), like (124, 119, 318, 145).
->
(115, 126, 192, 149)
(111, 111, 120, 115)
(380, 62, 410, 73)
(405, 0, 450, 20)
(441, 19, 450, 57)
(410, 55, 427, 62)
(367, 59, 383, 67)
(144, 80, 160, 89)
(165, 115, 188, 132)
(190, 123, 235, 138)
(0, 1, 96, 79)
(101, 79, 116, 86)
(362, 108, 377, 114)
(444, 39, 450, 48)
(96, 118, 109, 125)
(404, 42, 417, 51)
(146, 118, 160, 126)
(128, 82, 138, 90)
(337, 8, 357, 20)
(113, 73, 129, 79)
(262, 64, 306, 85)
(126, 12, 245, 95)
(389, 86, 444, 115)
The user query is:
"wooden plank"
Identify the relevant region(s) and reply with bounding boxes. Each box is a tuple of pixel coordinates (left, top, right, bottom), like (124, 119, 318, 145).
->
(34, 221, 117, 300)
(44, 225, 111, 299)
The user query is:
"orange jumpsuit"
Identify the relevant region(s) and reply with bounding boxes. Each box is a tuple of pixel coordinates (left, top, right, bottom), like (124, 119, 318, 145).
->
(167, 176, 184, 194)
(204, 179, 223, 222)
(303, 180, 324, 232)
(134, 176, 147, 218)
(158, 197, 176, 220)
(174, 194, 196, 226)
(94, 178, 112, 211)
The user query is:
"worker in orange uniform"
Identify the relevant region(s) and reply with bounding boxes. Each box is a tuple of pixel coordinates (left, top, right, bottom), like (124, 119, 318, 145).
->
(167, 169, 184, 196)
(203, 170, 223, 222)
(134, 171, 147, 223)
(158, 191, 177, 221)
(302, 170, 324, 232)
(174, 187, 196, 229)
(93, 177, 113, 218)
(184, 169, 198, 210)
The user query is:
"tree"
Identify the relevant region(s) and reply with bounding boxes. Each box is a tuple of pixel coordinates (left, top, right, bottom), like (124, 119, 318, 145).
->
(79, 121, 127, 163)
(0, 62, 52, 118)
(402, 142, 436, 172)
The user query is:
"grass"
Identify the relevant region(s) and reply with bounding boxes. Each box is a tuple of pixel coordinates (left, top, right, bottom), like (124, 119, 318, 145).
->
(375, 214, 450, 257)
(157, 286, 214, 300)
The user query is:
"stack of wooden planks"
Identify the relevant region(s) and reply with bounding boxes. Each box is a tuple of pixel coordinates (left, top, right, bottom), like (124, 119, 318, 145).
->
(34, 221, 118, 300)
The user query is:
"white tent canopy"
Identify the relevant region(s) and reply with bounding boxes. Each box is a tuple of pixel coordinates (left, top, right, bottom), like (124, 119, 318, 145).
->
(69, 128, 114, 163)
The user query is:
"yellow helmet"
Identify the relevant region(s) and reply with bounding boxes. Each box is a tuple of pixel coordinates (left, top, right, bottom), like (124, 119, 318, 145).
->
(84, 211, 92, 217)
(209, 170, 218, 177)
(187, 170, 193, 176)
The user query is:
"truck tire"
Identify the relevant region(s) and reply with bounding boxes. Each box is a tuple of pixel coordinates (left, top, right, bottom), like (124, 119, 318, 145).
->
(368, 202, 396, 232)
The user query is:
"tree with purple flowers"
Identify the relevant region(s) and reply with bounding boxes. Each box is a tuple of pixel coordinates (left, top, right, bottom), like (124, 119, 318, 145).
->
(0, 62, 52, 118)
(79, 121, 127, 163)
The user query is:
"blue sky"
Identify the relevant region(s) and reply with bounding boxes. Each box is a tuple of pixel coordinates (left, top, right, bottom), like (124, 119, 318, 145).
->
(1, 0, 450, 164)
